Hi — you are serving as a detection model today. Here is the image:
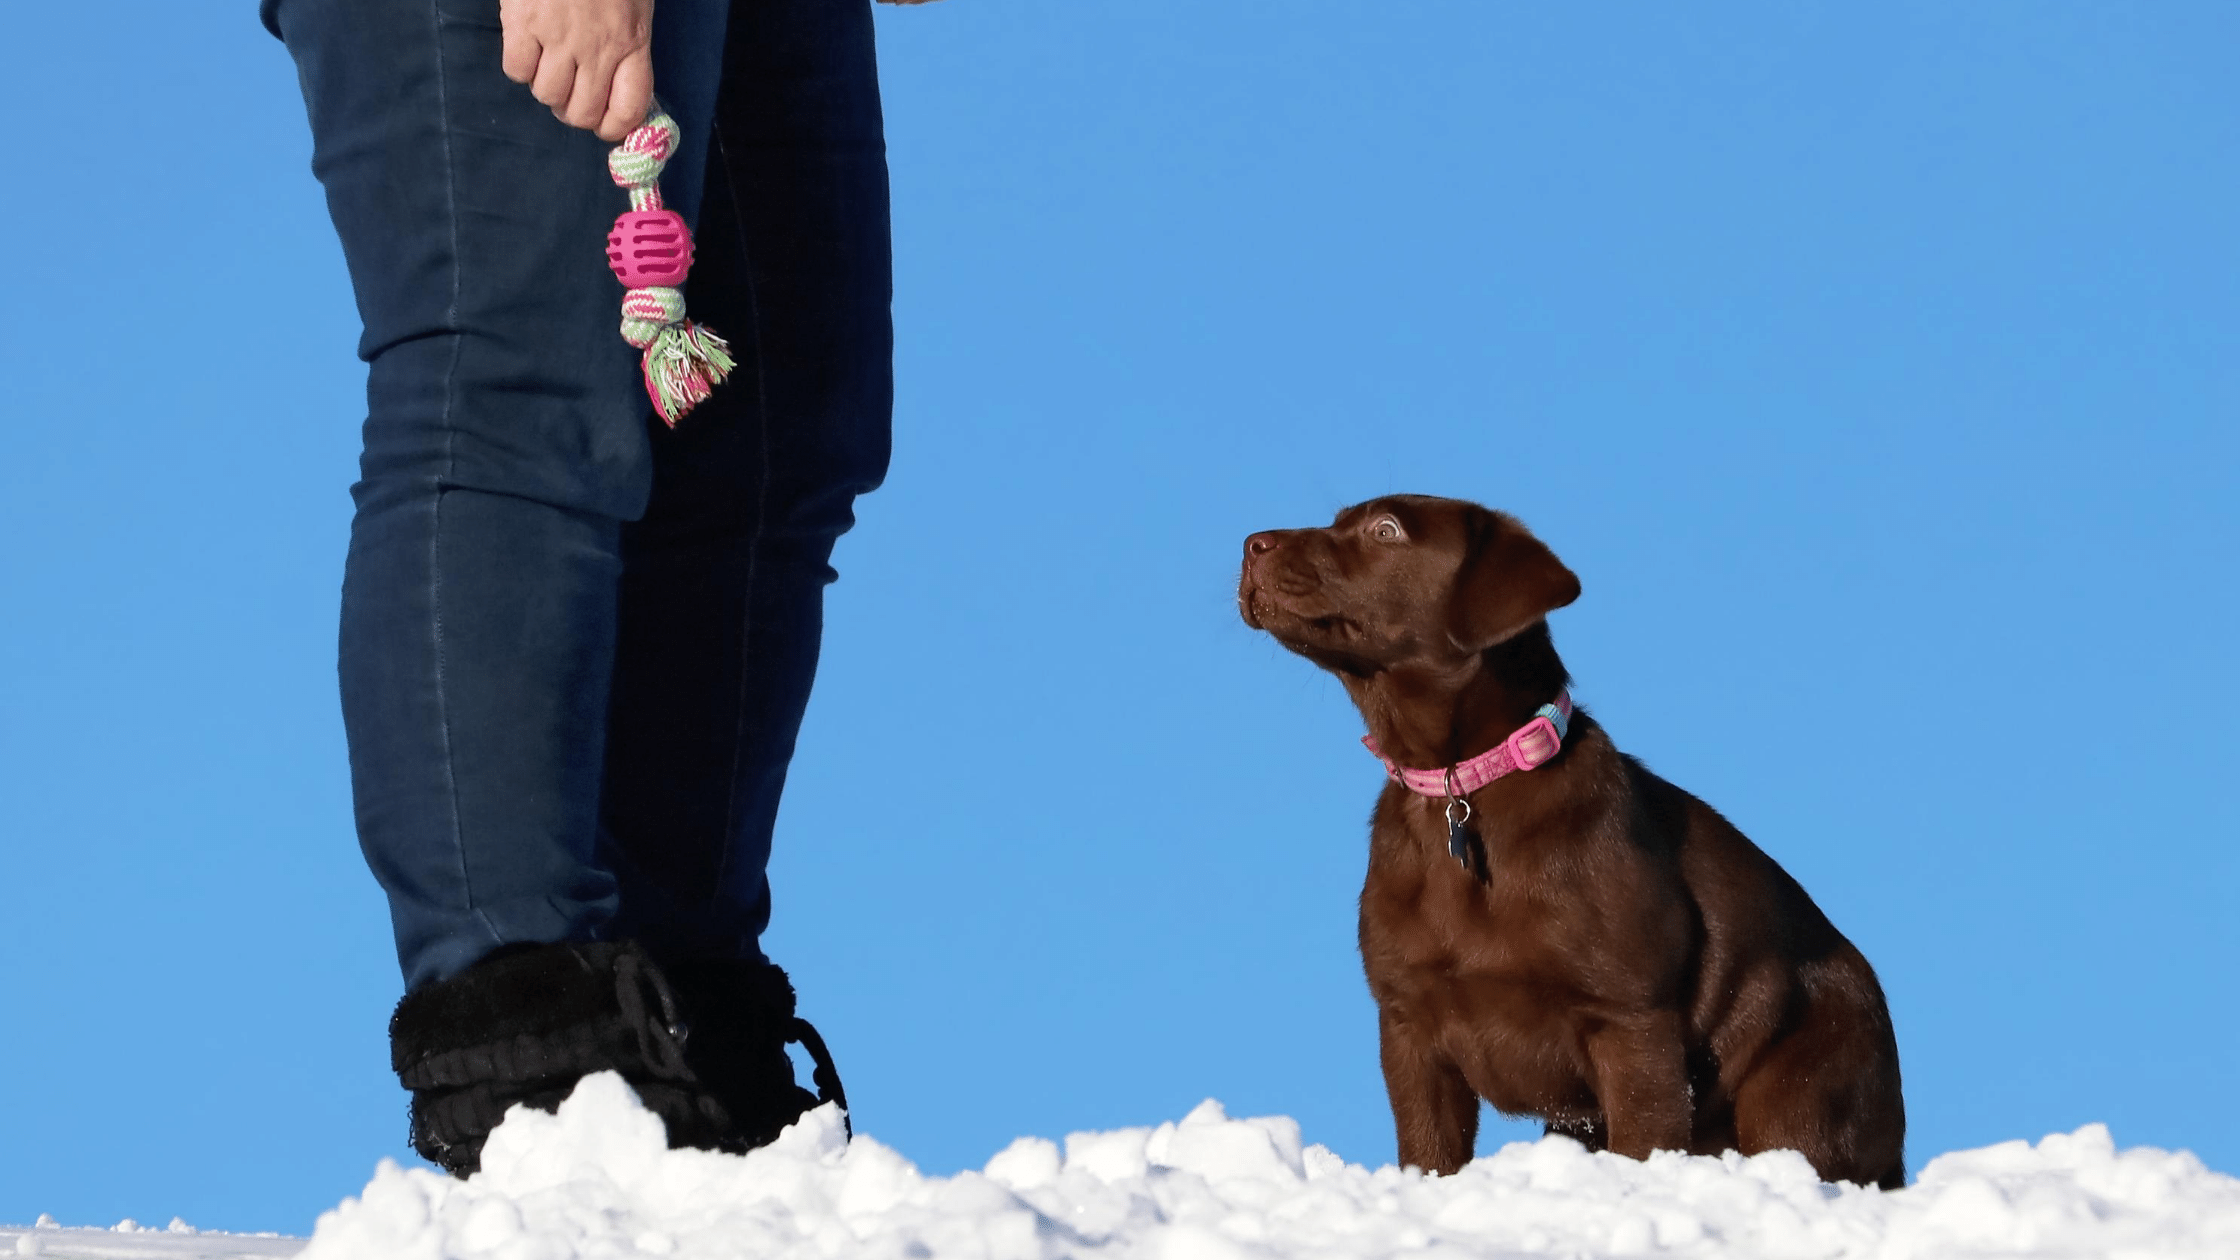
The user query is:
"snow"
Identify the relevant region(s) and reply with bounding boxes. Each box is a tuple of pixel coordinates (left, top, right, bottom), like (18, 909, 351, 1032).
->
(306, 1073, 2240, 1259)
(0, 1216, 298, 1260)
(14, 1073, 2240, 1259)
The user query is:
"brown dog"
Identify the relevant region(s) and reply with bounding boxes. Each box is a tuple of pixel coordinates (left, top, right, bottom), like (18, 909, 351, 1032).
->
(1239, 495, 1905, 1188)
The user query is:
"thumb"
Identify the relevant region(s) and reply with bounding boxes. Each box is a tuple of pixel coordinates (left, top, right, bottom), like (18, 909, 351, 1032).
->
(598, 51, 655, 142)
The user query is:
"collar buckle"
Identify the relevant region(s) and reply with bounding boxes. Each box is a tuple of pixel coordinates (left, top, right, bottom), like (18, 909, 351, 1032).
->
(1504, 710, 1564, 771)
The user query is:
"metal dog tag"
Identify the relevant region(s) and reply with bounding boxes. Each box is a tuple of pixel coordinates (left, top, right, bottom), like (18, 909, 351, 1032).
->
(1443, 786, 1479, 877)
(1442, 771, 1478, 878)
(1447, 813, 1475, 866)
(1442, 770, 1486, 881)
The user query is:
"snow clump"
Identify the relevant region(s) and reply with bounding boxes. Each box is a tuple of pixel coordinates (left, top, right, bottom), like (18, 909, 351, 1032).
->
(295, 1071, 2240, 1259)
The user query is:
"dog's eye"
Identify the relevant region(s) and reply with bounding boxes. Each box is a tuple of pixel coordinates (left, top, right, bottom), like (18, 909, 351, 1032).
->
(1371, 517, 1405, 542)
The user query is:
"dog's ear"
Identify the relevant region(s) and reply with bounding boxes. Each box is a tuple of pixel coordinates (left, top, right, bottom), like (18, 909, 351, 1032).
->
(1446, 512, 1581, 653)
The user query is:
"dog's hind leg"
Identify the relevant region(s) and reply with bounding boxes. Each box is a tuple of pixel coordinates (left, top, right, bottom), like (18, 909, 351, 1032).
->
(1731, 1003, 1905, 1187)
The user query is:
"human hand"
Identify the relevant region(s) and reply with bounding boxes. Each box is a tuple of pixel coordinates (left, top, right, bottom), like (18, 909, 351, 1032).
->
(500, 0, 657, 142)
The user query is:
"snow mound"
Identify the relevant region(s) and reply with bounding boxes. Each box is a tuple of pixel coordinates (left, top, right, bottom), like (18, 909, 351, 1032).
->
(298, 1072, 2240, 1260)
(0, 1217, 300, 1260)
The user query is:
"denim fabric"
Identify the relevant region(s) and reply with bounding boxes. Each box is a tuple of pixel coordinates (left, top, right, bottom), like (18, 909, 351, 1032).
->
(267, 0, 893, 992)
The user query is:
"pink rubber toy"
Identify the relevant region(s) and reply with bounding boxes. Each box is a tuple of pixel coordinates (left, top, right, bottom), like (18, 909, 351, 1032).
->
(606, 209, 695, 289)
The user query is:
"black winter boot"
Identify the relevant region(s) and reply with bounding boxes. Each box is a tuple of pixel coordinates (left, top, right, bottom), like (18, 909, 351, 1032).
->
(388, 940, 735, 1176)
(665, 957, 850, 1150)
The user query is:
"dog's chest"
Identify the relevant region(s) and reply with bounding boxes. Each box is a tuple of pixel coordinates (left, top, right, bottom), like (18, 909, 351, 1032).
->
(1361, 822, 1600, 1115)
(1361, 809, 1560, 973)
(1362, 867, 1572, 1008)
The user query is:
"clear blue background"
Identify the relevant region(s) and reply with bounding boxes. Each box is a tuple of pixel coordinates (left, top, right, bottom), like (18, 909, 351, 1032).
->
(2, 0, 2233, 1235)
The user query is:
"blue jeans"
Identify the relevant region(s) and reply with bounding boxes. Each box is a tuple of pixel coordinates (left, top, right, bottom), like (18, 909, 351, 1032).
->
(266, 0, 893, 992)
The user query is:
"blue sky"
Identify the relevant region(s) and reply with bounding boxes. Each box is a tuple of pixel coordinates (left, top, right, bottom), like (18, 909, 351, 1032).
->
(2, 0, 2234, 1235)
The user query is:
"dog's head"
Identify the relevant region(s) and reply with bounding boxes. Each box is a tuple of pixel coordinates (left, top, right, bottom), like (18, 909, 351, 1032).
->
(1238, 495, 1579, 675)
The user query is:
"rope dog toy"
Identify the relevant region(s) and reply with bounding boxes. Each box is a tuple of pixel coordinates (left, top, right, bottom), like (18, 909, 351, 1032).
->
(604, 110, 735, 426)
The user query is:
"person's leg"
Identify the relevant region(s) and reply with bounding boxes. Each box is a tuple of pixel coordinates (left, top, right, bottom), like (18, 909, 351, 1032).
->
(599, 0, 894, 966)
(269, 0, 756, 1173)
(267, 0, 730, 995)
(269, 0, 875, 1169)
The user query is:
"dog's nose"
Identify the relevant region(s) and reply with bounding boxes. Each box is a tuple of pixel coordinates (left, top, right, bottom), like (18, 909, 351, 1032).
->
(1246, 532, 1281, 557)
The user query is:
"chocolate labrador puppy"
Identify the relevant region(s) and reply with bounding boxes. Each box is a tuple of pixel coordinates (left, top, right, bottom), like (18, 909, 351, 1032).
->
(1239, 495, 1905, 1188)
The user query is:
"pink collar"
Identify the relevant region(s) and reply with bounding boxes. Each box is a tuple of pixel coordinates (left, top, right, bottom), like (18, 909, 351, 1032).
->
(1362, 689, 1575, 797)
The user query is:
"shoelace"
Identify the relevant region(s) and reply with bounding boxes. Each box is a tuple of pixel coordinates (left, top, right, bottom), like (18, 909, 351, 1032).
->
(614, 947, 695, 1082)
(620, 947, 850, 1135)
(790, 1016, 849, 1127)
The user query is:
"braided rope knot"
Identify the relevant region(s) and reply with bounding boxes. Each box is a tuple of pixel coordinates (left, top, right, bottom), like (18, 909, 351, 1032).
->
(620, 287, 688, 347)
(603, 110, 731, 425)
(608, 115, 679, 203)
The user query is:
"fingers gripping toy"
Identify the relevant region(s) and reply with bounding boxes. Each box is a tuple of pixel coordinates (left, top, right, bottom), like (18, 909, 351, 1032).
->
(605, 110, 735, 426)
